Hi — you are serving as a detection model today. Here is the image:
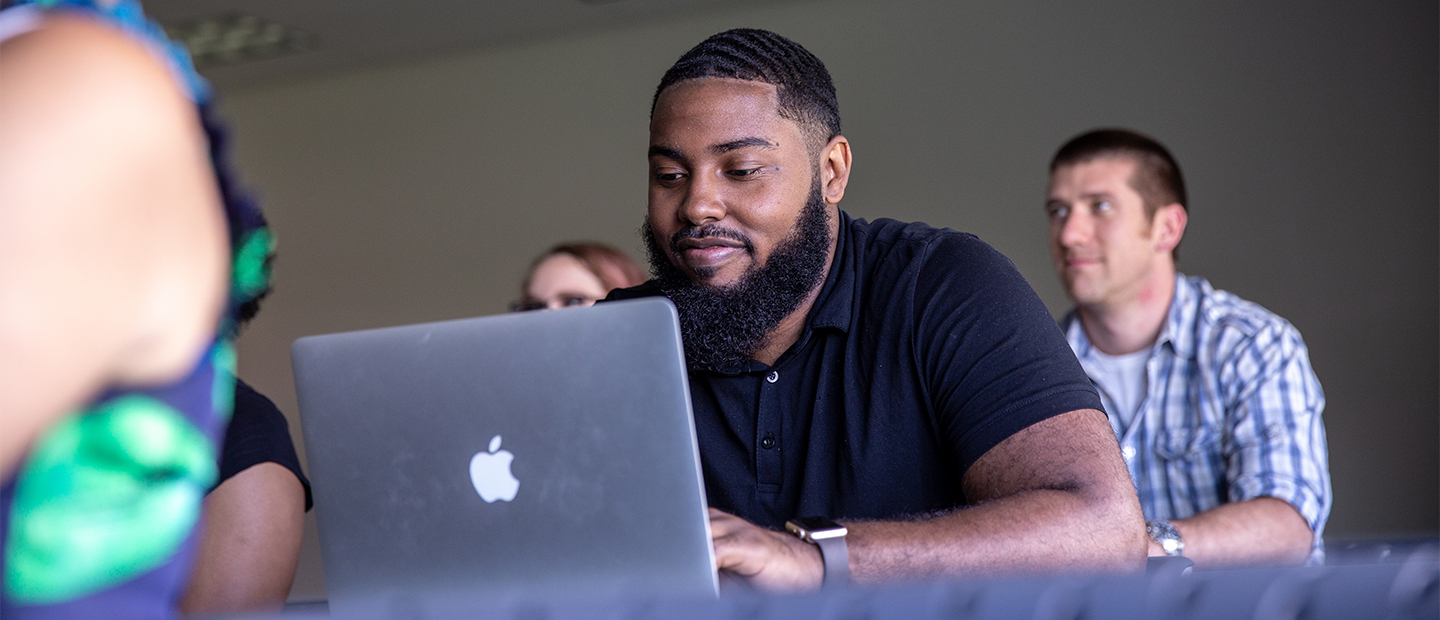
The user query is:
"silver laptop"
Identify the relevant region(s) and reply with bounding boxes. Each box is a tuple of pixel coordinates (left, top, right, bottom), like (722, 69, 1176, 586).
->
(291, 298, 717, 615)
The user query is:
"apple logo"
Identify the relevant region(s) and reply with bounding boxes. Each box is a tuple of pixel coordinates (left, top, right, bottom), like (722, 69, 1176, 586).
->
(469, 435, 520, 503)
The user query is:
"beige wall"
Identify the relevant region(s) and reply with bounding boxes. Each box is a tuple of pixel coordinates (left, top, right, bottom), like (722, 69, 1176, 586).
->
(215, 0, 1438, 601)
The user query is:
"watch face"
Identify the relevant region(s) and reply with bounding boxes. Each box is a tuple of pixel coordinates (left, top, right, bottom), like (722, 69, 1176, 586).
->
(788, 517, 847, 540)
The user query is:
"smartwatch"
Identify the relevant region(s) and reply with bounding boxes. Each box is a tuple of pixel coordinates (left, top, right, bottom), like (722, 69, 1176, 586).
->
(1146, 519, 1185, 557)
(785, 516, 849, 588)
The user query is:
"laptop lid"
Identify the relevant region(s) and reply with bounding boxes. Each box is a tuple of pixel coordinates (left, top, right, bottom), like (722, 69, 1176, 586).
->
(291, 298, 716, 614)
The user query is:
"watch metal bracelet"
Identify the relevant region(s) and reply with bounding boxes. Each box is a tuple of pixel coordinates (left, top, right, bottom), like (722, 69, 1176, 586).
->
(1146, 519, 1185, 557)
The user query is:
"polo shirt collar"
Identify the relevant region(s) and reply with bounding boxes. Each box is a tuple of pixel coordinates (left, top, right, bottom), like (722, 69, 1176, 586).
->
(805, 209, 857, 333)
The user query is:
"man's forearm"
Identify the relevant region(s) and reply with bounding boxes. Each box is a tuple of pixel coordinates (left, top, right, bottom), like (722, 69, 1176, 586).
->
(1165, 497, 1312, 567)
(845, 410, 1147, 583)
(846, 486, 1145, 583)
(708, 410, 1147, 589)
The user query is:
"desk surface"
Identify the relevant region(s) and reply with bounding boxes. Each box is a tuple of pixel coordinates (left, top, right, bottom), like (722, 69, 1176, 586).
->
(254, 540, 1437, 620)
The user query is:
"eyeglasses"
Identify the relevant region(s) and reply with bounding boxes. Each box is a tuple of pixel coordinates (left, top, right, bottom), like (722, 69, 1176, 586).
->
(508, 295, 598, 312)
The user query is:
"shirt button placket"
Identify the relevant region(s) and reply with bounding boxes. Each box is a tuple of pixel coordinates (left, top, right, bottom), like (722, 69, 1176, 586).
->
(756, 369, 783, 494)
(1121, 444, 1140, 479)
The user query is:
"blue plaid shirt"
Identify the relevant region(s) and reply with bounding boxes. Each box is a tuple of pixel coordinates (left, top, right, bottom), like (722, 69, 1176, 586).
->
(1062, 274, 1331, 562)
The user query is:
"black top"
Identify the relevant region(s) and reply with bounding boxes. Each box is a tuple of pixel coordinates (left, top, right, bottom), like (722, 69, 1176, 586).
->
(608, 212, 1101, 529)
(214, 379, 313, 511)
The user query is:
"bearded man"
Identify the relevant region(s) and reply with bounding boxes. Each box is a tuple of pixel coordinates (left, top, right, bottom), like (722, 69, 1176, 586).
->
(607, 29, 1145, 590)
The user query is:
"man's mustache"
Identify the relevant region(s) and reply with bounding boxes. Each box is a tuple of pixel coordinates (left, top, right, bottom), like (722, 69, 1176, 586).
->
(669, 224, 756, 256)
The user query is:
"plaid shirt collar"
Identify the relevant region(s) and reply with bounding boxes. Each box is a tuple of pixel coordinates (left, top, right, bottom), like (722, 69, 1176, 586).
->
(1064, 273, 1201, 361)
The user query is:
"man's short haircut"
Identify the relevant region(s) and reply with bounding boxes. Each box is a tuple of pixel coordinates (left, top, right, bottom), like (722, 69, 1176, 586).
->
(1050, 129, 1187, 219)
(651, 28, 841, 155)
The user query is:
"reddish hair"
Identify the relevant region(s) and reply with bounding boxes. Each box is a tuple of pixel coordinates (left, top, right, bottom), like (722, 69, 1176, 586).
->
(523, 242, 645, 294)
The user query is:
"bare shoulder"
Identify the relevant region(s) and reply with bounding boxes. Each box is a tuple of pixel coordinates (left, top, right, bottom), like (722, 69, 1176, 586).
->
(3, 14, 179, 86)
(962, 408, 1127, 501)
(1, 14, 198, 144)
(0, 11, 226, 398)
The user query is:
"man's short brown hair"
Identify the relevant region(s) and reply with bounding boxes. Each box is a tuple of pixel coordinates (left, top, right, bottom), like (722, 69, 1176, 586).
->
(1050, 128, 1187, 219)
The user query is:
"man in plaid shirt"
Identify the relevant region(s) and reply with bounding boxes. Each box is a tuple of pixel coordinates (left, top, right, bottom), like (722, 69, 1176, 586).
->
(1043, 129, 1331, 566)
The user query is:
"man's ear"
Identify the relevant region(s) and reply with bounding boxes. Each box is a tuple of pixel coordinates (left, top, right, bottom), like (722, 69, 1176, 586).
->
(820, 136, 852, 205)
(1152, 203, 1187, 253)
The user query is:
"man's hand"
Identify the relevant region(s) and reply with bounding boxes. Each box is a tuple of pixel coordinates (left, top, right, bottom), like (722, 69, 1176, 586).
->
(709, 508, 825, 591)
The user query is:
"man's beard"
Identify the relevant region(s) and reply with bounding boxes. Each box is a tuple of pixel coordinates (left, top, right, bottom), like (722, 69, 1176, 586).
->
(643, 184, 832, 372)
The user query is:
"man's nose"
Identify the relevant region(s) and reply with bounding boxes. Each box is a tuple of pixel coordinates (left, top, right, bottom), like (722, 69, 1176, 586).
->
(1059, 209, 1092, 247)
(678, 170, 726, 226)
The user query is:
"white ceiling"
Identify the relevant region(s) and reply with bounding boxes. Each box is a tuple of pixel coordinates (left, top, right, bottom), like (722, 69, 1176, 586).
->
(142, 0, 801, 90)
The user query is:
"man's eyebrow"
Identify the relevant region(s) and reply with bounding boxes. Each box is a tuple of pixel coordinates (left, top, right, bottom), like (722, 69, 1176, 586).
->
(649, 145, 684, 161)
(711, 137, 778, 154)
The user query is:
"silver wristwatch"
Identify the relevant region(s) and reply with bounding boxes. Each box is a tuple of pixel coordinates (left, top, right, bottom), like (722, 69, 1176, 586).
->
(1146, 519, 1185, 557)
(785, 517, 849, 588)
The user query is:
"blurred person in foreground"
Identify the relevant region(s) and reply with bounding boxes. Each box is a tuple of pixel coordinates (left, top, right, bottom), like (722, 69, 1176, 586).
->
(1044, 128, 1330, 567)
(607, 28, 1145, 591)
(0, 0, 273, 616)
(512, 242, 645, 312)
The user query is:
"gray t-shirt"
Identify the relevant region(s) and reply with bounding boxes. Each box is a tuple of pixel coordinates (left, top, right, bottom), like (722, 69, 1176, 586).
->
(1087, 347, 1150, 437)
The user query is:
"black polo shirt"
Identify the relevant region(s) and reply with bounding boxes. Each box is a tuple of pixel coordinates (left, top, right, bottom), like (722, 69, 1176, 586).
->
(608, 212, 1101, 529)
(214, 379, 313, 510)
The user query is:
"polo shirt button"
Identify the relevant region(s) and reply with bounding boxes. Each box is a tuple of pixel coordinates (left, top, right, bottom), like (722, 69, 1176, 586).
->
(760, 433, 775, 450)
(766, 371, 779, 383)
(1122, 445, 1137, 460)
